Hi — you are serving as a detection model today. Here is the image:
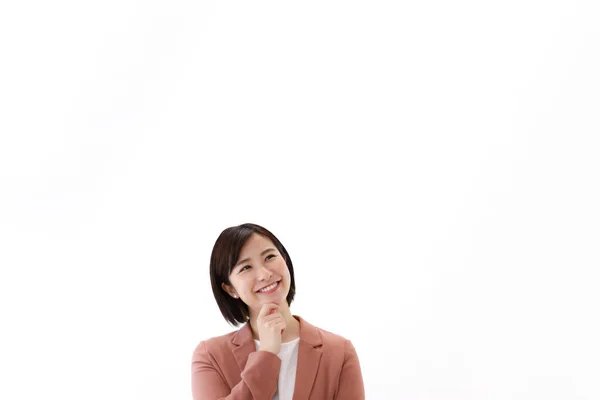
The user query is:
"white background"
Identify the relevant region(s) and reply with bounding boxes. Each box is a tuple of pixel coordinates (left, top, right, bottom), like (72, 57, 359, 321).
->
(1, 1, 599, 399)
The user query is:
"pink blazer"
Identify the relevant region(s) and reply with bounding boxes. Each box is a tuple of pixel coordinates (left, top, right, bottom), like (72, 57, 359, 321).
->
(191, 315, 365, 400)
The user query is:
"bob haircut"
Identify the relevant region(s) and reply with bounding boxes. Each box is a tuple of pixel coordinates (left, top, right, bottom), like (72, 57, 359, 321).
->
(209, 223, 296, 326)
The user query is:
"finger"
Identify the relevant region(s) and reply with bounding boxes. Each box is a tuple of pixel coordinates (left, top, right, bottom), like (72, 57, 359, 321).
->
(278, 321, 286, 335)
(265, 316, 284, 326)
(262, 313, 282, 323)
(263, 303, 279, 314)
(267, 305, 280, 316)
(258, 303, 279, 318)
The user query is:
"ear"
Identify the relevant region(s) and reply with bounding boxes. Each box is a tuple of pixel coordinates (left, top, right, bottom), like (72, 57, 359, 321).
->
(221, 282, 238, 298)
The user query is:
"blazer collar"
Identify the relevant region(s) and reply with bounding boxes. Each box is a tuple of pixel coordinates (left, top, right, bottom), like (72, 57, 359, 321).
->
(231, 314, 323, 400)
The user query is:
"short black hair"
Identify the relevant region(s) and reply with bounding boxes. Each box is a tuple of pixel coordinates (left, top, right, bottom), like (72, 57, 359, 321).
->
(209, 223, 296, 326)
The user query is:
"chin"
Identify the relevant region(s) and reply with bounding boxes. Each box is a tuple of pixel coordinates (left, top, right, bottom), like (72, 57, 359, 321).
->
(255, 292, 288, 307)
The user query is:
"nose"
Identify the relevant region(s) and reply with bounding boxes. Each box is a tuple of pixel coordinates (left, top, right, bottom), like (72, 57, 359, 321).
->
(257, 264, 273, 281)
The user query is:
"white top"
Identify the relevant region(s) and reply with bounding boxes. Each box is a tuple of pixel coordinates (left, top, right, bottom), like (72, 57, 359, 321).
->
(254, 337, 300, 400)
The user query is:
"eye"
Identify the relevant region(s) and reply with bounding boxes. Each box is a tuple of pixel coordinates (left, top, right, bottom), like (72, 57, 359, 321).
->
(239, 255, 276, 273)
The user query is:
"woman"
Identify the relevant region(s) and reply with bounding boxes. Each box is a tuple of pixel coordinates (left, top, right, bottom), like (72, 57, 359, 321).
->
(191, 223, 365, 400)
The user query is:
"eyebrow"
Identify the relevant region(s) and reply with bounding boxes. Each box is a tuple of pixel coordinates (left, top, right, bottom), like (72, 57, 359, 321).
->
(234, 248, 277, 269)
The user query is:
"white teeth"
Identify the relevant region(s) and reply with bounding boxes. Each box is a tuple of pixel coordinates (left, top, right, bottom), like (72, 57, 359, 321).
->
(258, 282, 278, 293)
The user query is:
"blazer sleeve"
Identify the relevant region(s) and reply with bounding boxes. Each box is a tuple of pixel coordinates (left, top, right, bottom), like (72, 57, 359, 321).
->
(191, 341, 281, 400)
(335, 340, 365, 400)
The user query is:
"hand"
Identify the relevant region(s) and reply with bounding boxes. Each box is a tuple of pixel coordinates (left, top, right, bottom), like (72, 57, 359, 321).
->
(257, 303, 286, 355)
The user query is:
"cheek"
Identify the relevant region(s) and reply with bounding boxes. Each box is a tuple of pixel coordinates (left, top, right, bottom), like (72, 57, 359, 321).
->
(280, 264, 291, 280)
(276, 260, 287, 273)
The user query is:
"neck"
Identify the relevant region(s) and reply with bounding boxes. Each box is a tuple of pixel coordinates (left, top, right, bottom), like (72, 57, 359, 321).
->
(248, 303, 300, 342)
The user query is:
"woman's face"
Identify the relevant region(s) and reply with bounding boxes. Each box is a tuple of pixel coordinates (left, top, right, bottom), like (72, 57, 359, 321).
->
(222, 233, 290, 314)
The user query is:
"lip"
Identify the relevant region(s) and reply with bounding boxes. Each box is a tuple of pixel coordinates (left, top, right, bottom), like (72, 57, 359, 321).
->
(256, 280, 281, 294)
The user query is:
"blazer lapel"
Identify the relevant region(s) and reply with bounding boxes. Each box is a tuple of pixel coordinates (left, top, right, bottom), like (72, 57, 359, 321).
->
(229, 315, 323, 400)
(292, 315, 323, 400)
(231, 321, 255, 374)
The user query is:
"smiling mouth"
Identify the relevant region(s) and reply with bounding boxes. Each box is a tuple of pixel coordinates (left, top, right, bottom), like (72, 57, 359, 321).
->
(256, 280, 281, 293)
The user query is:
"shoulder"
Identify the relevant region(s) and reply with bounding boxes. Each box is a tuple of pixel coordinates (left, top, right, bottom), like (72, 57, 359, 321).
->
(312, 323, 357, 357)
(297, 315, 355, 350)
(192, 329, 238, 361)
(316, 325, 349, 344)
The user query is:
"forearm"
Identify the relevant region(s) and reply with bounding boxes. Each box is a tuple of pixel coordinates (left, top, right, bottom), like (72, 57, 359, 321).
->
(192, 343, 281, 400)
